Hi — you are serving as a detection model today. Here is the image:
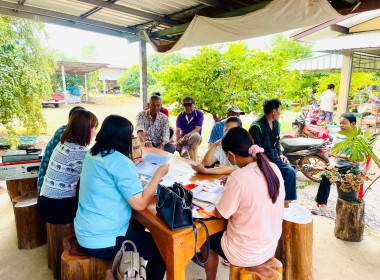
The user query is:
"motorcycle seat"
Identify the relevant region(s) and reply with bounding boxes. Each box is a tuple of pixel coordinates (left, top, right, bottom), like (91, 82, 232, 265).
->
(281, 138, 325, 152)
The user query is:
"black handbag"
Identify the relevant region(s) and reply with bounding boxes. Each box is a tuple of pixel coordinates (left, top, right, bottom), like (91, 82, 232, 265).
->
(156, 182, 193, 231)
(156, 182, 210, 266)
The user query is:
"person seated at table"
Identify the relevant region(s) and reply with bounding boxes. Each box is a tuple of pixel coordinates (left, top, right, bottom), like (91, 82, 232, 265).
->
(137, 95, 175, 153)
(191, 116, 242, 175)
(176, 96, 204, 160)
(144, 92, 174, 141)
(311, 113, 365, 216)
(74, 115, 169, 280)
(37, 109, 98, 224)
(37, 106, 84, 193)
(208, 105, 245, 148)
(249, 98, 296, 208)
(200, 127, 285, 280)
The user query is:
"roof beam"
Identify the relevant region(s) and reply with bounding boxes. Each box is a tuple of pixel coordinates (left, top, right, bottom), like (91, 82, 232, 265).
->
(194, 0, 233, 11)
(149, 0, 272, 39)
(0, 7, 134, 39)
(0, 0, 138, 35)
(330, 24, 349, 34)
(75, 0, 181, 26)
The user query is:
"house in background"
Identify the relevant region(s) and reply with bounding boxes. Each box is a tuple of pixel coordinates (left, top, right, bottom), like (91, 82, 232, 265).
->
(98, 65, 128, 93)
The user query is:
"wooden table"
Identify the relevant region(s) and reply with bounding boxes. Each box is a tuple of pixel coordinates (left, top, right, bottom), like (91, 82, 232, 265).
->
(132, 147, 227, 280)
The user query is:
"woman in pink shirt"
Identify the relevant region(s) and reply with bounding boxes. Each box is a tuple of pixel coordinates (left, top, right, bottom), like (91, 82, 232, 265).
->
(203, 127, 285, 280)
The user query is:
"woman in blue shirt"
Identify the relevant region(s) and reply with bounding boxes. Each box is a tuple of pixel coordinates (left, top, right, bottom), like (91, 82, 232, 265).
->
(74, 115, 169, 280)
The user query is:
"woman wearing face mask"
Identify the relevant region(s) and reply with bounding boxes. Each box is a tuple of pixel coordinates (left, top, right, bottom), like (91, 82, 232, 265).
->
(201, 127, 285, 280)
(191, 116, 242, 175)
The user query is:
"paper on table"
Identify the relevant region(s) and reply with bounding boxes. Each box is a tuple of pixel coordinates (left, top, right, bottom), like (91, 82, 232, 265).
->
(193, 191, 221, 204)
(202, 180, 224, 193)
(143, 153, 171, 165)
(136, 161, 159, 177)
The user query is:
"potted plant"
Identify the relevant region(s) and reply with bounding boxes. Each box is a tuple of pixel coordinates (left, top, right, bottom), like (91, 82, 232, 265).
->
(326, 125, 379, 241)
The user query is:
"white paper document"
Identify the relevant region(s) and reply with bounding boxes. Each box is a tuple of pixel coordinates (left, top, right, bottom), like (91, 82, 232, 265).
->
(143, 153, 172, 165)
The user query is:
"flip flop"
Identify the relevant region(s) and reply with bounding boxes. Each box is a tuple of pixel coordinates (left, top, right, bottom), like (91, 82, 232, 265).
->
(311, 208, 326, 216)
(222, 259, 230, 266)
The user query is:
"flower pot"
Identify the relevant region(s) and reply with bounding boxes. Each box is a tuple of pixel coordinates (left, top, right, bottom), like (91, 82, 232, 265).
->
(336, 182, 359, 201)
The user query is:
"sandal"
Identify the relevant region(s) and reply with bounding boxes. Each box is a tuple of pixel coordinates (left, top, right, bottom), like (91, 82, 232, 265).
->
(180, 147, 190, 159)
(311, 208, 326, 216)
(222, 259, 230, 266)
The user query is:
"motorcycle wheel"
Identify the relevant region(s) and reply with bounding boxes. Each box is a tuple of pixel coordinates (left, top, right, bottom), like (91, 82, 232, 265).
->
(299, 155, 328, 183)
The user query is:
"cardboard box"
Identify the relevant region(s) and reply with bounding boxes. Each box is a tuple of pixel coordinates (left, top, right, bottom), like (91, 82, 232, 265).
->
(0, 160, 41, 180)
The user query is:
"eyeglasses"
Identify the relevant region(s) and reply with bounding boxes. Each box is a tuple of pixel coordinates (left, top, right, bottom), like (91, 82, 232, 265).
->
(183, 103, 193, 107)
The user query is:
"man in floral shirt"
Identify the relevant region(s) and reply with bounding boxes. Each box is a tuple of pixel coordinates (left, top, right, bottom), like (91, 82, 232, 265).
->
(136, 95, 175, 153)
(37, 106, 84, 192)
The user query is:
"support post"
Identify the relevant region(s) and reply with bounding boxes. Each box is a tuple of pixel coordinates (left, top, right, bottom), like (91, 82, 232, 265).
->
(85, 73, 88, 102)
(139, 34, 148, 110)
(337, 50, 354, 121)
(102, 68, 106, 103)
(61, 65, 67, 105)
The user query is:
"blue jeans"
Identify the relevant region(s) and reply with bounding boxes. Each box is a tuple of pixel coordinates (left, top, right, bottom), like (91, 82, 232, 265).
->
(272, 157, 297, 200)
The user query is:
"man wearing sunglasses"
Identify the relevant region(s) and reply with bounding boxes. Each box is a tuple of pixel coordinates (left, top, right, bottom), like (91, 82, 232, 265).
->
(176, 96, 204, 160)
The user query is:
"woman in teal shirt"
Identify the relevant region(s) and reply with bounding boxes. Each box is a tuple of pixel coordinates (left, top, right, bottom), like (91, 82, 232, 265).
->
(74, 115, 169, 280)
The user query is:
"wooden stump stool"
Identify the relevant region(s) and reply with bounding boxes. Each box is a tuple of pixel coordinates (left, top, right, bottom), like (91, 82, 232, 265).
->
(61, 235, 113, 280)
(334, 198, 365, 242)
(275, 203, 313, 280)
(46, 222, 74, 279)
(12, 191, 46, 249)
(230, 257, 283, 280)
(7, 178, 38, 201)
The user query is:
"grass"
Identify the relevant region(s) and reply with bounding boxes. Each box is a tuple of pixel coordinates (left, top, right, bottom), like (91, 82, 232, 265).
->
(1, 94, 300, 159)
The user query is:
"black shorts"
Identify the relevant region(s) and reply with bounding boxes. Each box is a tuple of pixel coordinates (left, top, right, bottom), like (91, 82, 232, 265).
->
(210, 230, 227, 260)
(37, 195, 78, 224)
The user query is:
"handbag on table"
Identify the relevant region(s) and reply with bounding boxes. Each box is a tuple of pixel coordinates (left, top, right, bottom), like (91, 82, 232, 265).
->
(112, 240, 146, 280)
(156, 182, 210, 266)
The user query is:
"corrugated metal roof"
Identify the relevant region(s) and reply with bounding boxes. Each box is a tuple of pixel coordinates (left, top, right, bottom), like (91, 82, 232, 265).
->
(0, 0, 364, 51)
(313, 31, 380, 53)
(288, 52, 380, 72)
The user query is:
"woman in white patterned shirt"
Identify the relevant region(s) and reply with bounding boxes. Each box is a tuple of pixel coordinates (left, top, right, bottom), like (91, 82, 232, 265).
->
(37, 109, 98, 224)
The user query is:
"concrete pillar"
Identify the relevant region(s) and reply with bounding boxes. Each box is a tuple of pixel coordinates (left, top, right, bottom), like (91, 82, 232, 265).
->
(102, 68, 106, 103)
(85, 73, 88, 102)
(61, 65, 67, 105)
(337, 50, 354, 120)
(139, 35, 148, 110)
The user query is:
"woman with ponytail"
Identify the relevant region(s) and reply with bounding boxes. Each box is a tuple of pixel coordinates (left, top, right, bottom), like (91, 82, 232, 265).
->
(202, 127, 285, 280)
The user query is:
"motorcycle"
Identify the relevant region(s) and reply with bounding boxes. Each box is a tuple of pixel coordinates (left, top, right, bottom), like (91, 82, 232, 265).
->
(292, 109, 331, 140)
(281, 137, 329, 182)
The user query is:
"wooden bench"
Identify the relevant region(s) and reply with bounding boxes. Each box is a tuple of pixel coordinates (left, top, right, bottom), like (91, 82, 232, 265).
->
(12, 191, 46, 249)
(46, 223, 74, 279)
(230, 257, 283, 280)
(61, 234, 113, 280)
(275, 203, 313, 280)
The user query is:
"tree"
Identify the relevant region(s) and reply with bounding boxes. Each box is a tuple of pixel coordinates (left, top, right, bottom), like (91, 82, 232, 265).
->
(118, 64, 156, 94)
(80, 44, 98, 60)
(118, 52, 183, 95)
(316, 73, 378, 99)
(159, 42, 300, 122)
(0, 16, 55, 147)
(270, 34, 312, 61)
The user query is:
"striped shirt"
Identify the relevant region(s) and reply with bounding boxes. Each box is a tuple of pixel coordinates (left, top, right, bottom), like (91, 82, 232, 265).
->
(40, 142, 88, 198)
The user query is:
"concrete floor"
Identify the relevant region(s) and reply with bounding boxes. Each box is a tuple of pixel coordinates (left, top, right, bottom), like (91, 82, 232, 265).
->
(0, 182, 379, 280)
